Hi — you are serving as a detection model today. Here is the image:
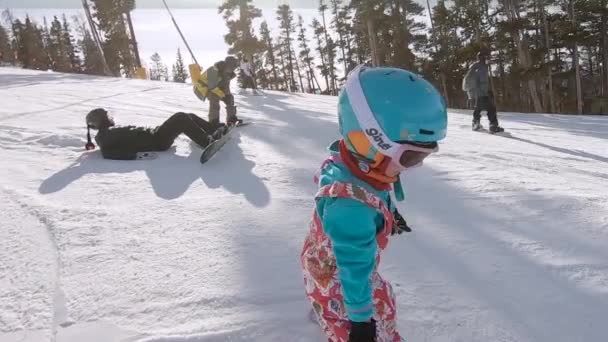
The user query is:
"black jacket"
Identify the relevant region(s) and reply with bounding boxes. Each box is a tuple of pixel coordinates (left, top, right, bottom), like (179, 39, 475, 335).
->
(95, 126, 161, 160)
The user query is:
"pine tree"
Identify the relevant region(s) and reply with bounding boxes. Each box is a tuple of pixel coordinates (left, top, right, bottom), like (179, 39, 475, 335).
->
(391, 0, 427, 69)
(0, 23, 11, 64)
(62, 15, 81, 72)
(259, 21, 279, 90)
(426, 0, 464, 107)
(49, 16, 71, 72)
(41, 17, 53, 67)
(73, 15, 105, 75)
(318, 0, 338, 94)
(90, 0, 138, 76)
(219, 0, 263, 62)
(276, 36, 289, 91)
(311, 18, 330, 93)
(330, 0, 349, 78)
(20, 16, 48, 70)
(276, 4, 297, 91)
(297, 15, 317, 93)
(172, 48, 188, 83)
(149, 52, 168, 81)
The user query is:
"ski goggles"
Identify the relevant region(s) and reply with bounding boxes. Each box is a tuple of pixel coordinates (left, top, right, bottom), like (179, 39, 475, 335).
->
(394, 141, 438, 169)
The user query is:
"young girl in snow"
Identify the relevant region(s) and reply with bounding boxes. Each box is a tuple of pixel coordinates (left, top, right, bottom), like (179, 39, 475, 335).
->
(301, 65, 448, 342)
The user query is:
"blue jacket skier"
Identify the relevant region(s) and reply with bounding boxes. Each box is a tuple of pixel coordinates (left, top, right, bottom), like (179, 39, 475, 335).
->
(301, 65, 448, 342)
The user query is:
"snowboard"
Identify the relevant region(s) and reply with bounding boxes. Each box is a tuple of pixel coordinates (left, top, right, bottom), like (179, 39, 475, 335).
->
(473, 125, 509, 136)
(199, 121, 250, 164)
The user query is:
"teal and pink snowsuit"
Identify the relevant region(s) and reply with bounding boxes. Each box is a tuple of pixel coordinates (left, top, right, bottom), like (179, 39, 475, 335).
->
(301, 141, 402, 341)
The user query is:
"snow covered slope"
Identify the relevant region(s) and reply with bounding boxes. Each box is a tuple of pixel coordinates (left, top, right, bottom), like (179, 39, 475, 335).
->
(1, 68, 607, 342)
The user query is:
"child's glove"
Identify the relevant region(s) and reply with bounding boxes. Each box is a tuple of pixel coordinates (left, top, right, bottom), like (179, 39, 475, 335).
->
(392, 210, 412, 235)
(349, 320, 376, 342)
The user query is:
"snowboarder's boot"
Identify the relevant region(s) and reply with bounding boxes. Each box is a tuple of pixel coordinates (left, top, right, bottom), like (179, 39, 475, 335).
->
(226, 106, 241, 126)
(212, 123, 228, 140)
(489, 125, 504, 134)
(227, 116, 241, 126)
(472, 120, 482, 131)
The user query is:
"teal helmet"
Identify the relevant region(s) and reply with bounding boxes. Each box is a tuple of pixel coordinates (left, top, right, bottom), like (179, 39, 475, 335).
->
(338, 65, 447, 161)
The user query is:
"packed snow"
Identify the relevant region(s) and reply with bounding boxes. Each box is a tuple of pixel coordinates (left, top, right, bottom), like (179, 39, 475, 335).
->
(1, 68, 607, 342)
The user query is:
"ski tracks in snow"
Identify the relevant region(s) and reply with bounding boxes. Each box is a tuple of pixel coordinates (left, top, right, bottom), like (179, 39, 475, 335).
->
(0, 187, 69, 342)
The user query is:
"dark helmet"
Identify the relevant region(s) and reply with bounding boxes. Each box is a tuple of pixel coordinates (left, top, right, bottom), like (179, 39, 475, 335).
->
(86, 108, 114, 130)
(224, 56, 238, 70)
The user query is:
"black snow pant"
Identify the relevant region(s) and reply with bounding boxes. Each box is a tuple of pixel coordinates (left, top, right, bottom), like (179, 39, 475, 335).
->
(155, 112, 214, 150)
(208, 92, 237, 124)
(472, 95, 499, 127)
(243, 75, 256, 89)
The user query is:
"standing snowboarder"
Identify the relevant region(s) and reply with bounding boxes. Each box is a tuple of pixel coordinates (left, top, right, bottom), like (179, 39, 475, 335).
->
(463, 51, 504, 133)
(85, 108, 227, 160)
(301, 65, 447, 342)
(193, 56, 242, 126)
(240, 57, 258, 93)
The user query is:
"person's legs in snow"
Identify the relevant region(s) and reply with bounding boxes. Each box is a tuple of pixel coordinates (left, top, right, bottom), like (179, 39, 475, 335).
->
(208, 93, 221, 127)
(472, 97, 483, 131)
(188, 113, 227, 140)
(154, 112, 212, 150)
(306, 272, 401, 342)
(483, 96, 504, 133)
(223, 94, 240, 125)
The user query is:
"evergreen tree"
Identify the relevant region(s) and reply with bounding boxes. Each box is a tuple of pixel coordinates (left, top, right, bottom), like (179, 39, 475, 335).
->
(149, 52, 168, 81)
(90, 0, 138, 76)
(276, 4, 297, 91)
(73, 15, 105, 75)
(41, 17, 53, 67)
(311, 18, 330, 93)
(219, 0, 263, 62)
(330, 0, 349, 78)
(49, 16, 71, 72)
(297, 15, 317, 93)
(318, 0, 338, 94)
(0, 23, 11, 63)
(172, 48, 188, 83)
(62, 15, 81, 72)
(21, 16, 48, 70)
(259, 20, 279, 90)
(276, 36, 289, 91)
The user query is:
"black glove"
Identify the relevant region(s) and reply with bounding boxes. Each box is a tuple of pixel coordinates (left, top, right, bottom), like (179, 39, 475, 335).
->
(349, 320, 376, 342)
(392, 210, 412, 235)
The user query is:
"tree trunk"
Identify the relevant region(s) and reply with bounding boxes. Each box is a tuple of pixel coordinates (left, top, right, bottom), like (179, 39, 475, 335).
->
(425, 0, 450, 106)
(332, 1, 348, 79)
(320, 8, 336, 94)
(602, 0, 608, 97)
(125, 11, 141, 68)
(315, 31, 330, 93)
(367, 17, 379, 67)
(267, 42, 279, 90)
(505, 0, 543, 112)
(277, 41, 289, 91)
(541, 0, 556, 113)
(305, 52, 315, 93)
(293, 48, 305, 92)
(571, 0, 583, 114)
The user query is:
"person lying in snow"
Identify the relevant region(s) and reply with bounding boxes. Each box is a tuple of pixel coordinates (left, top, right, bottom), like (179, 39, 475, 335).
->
(84, 108, 227, 160)
(301, 65, 447, 342)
